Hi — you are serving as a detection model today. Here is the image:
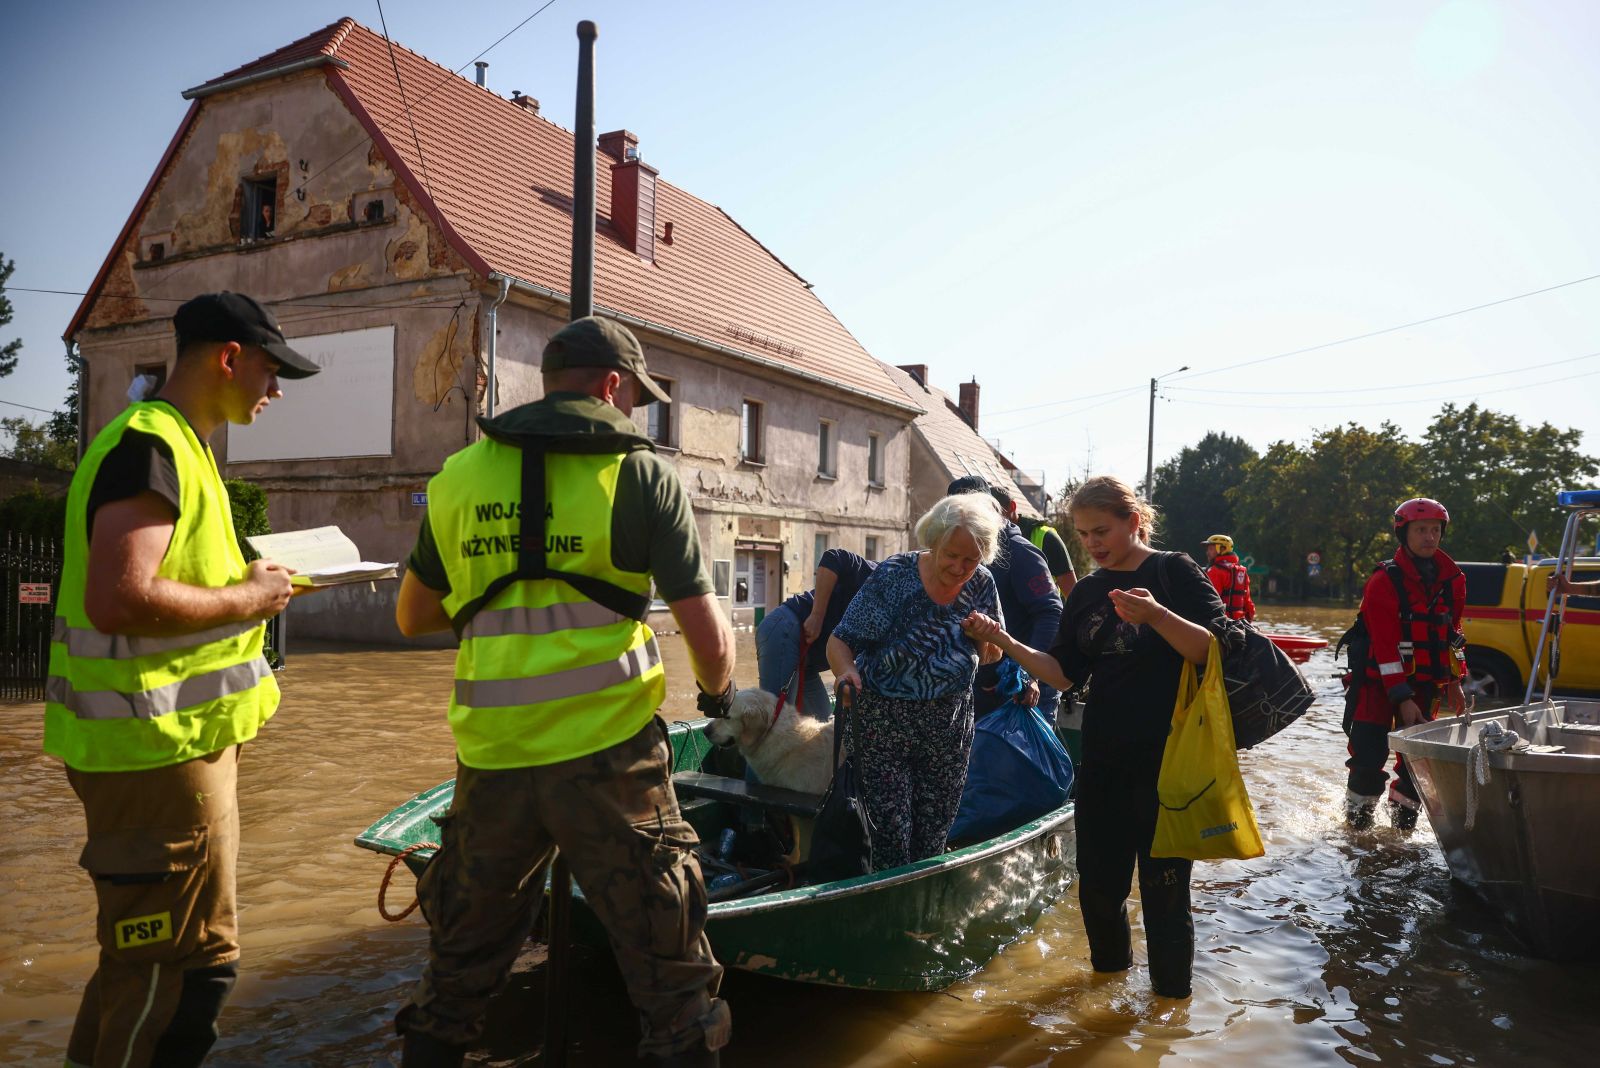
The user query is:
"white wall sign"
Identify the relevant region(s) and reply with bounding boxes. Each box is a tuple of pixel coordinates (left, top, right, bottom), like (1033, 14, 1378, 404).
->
(228, 325, 395, 461)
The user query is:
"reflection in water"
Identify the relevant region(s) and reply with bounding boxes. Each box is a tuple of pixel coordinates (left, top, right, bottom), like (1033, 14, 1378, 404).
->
(3, 609, 1599, 1066)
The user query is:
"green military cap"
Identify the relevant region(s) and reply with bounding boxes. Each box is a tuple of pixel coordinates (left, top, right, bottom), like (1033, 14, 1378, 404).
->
(542, 316, 671, 405)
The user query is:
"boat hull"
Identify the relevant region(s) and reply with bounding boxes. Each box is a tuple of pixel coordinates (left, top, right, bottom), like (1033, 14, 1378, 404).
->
(356, 718, 1076, 991)
(1390, 701, 1600, 960)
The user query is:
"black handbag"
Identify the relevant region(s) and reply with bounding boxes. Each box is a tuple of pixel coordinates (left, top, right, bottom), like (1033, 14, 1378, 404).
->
(1154, 552, 1314, 749)
(806, 682, 874, 883)
(1221, 623, 1315, 749)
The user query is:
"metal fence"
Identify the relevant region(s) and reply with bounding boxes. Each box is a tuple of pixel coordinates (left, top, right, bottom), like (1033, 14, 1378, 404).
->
(2, 531, 62, 701)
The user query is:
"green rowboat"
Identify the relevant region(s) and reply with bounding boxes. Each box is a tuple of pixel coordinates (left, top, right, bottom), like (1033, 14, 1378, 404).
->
(354, 718, 1076, 991)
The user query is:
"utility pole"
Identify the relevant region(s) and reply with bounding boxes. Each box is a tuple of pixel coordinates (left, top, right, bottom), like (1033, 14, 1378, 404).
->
(1145, 365, 1189, 498)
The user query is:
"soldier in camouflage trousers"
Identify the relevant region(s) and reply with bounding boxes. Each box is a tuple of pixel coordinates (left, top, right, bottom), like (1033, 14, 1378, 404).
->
(392, 318, 738, 1066)
(397, 717, 729, 1060)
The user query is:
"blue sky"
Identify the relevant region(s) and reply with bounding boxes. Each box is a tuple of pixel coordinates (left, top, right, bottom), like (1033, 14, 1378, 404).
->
(2, 1, 1597, 493)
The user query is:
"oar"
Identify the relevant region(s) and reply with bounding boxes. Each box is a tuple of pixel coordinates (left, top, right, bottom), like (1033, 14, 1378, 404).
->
(543, 20, 599, 1068)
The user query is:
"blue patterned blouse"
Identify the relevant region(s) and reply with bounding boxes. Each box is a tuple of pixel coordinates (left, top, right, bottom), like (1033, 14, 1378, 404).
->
(831, 551, 1003, 700)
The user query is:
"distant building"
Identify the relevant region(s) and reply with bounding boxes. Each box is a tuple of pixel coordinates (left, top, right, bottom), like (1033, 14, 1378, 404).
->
(66, 17, 921, 640)
(880, 364, 1040, 525)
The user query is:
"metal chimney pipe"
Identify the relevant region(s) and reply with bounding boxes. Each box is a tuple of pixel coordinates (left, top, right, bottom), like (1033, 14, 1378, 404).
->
(474, 60, 488, 87)
(569, 20, 597, 321)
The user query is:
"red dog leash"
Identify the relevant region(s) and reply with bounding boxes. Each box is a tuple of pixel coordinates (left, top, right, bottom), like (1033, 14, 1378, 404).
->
(771, 634, 810, 728)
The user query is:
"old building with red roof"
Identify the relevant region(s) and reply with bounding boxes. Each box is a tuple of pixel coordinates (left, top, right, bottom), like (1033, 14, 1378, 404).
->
(66, 16, 924, 640)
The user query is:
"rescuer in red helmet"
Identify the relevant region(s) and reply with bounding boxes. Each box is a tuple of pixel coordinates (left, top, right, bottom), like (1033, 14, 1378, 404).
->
(1202, 534, 1255, 621)
(1345, 497, 1468, 831)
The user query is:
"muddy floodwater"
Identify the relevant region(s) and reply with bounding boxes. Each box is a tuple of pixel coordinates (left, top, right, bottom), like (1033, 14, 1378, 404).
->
(5, 606, 1600, 1065)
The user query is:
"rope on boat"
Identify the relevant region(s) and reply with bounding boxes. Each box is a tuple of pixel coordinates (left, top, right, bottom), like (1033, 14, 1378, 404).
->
(1465, 722, 1519, 830)
(378, 842, 439, 922)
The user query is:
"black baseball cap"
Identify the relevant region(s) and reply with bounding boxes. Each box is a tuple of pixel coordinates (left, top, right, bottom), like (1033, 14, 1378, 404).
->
(946, 474, 1014, 511)
(174, 292, 321, 379)
(542, 316, 671, 405)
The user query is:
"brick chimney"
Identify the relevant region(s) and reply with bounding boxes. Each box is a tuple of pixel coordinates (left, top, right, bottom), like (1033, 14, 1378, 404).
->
(602, 130, 657, 262)
(897, 364, 929, 388)
(598, 129, 638, 162)
(958, 378, 980, 431)
(509, 90, 540, 115)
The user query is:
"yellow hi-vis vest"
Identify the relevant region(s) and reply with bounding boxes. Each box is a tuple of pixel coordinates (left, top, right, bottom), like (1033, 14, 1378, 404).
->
(427, 437, 664, 769)
(44, 401, 278, 772)
(1028, 523, 1055, 552)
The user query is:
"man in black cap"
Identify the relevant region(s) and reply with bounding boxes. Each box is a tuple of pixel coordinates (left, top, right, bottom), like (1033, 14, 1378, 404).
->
(393, 315, 735, 1066)
(947, 475, 1063, 722)
(46, 292, 319, 1068)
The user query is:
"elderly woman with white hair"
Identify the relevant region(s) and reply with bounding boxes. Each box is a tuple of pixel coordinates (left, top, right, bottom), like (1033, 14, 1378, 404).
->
(827, 494, 1005, 870)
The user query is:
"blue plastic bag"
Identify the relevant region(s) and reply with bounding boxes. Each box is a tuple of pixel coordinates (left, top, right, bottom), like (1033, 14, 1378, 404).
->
(948, 660, 1075, 845)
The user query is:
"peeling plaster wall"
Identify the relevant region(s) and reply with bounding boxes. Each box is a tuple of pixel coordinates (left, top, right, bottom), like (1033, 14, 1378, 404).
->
(72, 71, 485, 642)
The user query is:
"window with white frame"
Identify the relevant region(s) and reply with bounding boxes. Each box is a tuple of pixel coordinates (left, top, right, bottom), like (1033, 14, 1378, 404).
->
(740, 399, 764, 463)
(817, 419, 836, 477)
(867, 432, 884, 486)
(864, 535, 880, 561)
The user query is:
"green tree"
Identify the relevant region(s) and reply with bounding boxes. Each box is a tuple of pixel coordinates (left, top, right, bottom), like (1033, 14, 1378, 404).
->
(1, 416, 76, 470)
(1047, 476, 1095, 577)
(225, 479, 272, 561)
(1231, 440, 1310, 590)
(1296, 422, 1419, 602)
(0, 252, 20, 378)
(1150, 431, 1258, 556)
(1419, 403, 1599, 561)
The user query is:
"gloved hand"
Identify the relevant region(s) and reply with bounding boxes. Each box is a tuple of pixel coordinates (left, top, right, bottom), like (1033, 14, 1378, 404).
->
(696, 679, 736, 718)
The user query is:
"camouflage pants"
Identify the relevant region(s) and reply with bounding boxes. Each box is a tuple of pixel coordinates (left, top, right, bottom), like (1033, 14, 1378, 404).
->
(402, 716, 728, 1058)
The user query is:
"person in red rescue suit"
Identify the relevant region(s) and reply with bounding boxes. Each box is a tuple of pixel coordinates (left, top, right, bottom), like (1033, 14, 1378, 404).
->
(1345, 498, 1468, 831)
(1202, 534, 1255, 622)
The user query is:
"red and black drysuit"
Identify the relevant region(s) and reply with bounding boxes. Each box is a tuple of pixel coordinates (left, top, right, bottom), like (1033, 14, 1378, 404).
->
(1345, 547, 1467, 806)
(1205, 552, 1256, 621)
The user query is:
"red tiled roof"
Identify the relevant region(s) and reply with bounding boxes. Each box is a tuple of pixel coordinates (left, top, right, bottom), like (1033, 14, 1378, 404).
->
(878, 363, 1041, 519)
(194, 17, 359, 89)
(162, 17, 910, 408)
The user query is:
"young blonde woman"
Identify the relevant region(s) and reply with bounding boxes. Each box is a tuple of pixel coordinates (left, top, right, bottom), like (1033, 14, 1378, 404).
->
(828, 494, 1004, 871)
(965, 475, 1239, 999)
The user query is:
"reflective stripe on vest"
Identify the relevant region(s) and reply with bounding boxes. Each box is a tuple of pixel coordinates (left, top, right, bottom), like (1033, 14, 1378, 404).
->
(43, 402, 278, 772)
(428, 438, 664, 768)
(52, 615, 261, 661)
(455, 636, 662, 709)
(46, 658, 271, 721)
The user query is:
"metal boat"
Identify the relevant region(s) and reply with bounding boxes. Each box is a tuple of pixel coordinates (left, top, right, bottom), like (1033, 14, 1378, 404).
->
(1390, 489, 1600, 960)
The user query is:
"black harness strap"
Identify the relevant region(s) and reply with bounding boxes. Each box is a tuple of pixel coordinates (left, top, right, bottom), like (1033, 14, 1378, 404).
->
(1383, 561, 1455, 678)
(448, 442, 651, 638)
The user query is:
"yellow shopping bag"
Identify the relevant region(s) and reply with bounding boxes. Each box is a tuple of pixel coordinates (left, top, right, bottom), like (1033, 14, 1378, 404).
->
(1151, 638, 1265, 861)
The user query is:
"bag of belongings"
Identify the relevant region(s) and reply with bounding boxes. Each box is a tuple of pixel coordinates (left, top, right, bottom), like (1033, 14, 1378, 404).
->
(947, 660, 1075, 846)
(1151, 637, 1265, 861)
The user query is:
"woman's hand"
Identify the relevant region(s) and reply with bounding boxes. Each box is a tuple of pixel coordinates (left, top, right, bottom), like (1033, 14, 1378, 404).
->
(834, 666, 864, 707)
(1018, 678, 1040, 708)
(962, 610, 1005, 645)
(1108, 587, 1168, 626)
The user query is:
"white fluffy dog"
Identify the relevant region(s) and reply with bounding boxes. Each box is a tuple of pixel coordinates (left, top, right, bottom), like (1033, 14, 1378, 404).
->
(704, 687, 836, 795)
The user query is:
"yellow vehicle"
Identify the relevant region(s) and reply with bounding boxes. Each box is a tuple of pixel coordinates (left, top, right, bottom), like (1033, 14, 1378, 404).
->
(1460, 557, 1600, 701)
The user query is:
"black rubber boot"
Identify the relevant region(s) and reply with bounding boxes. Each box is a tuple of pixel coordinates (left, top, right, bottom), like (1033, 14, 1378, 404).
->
(1388, 800, 1420, 833)
(400, 1029, 469, 1068)
(148, 962, 237, 1068)
(1344, 790, 1379, 830)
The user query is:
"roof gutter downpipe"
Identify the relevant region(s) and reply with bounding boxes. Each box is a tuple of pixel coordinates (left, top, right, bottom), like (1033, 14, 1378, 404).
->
(484, 275, 511, 418)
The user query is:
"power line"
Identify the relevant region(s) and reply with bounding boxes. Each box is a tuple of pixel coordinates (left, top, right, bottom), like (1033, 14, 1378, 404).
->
(990, 386, 1145, 435)
(987, 383, 1153, 418)
(296, 1, 560, 197)
(1172, 270, 1600, 383)
(1167, 350, 1600, 396)
(1166, 365, 1600, 412)
(375, 0, 434, 199)
(0, 398, 58, 415)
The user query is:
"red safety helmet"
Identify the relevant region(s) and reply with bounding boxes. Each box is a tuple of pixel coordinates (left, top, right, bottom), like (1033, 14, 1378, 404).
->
(1394, 497, 1449, 536)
